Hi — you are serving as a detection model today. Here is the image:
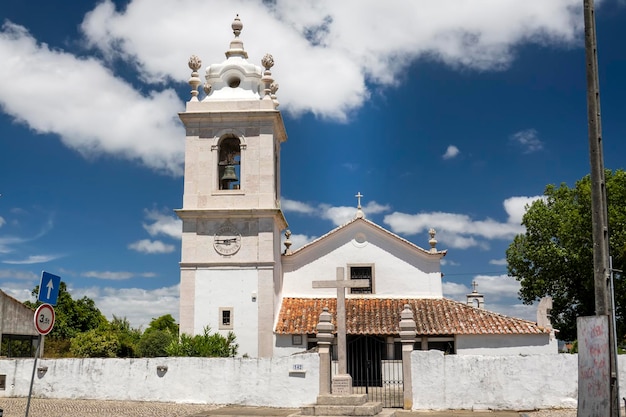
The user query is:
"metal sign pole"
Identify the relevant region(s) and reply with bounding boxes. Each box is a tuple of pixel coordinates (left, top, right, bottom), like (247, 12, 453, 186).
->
(25, 334, 42, 417)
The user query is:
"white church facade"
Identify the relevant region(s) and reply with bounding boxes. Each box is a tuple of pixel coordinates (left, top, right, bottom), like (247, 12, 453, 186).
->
(177, 16, 557, 359)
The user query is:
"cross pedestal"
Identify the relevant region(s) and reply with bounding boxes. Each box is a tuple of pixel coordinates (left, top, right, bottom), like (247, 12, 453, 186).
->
(313, 267, 369, 394)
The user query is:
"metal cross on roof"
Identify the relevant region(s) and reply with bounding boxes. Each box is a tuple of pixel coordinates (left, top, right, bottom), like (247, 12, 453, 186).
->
(355, 191, 363, 209)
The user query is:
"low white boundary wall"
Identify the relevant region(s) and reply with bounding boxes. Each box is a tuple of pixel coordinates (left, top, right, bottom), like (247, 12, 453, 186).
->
(0, 354, 319, 407)
(2, 352, 626, 410)
(410, 350, 626, 411)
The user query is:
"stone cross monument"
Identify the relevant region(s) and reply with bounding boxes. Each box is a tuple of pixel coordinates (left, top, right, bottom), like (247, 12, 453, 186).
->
(313, 267, 369, 394)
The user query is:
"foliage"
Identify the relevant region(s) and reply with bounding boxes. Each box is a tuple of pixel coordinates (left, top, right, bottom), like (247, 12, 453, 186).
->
(136, 314, 179, 357)
(1, 337, 36, 357)
(145, 314, 179, 335)
(506, 169, 626, 341)
(25, 281, 107, 341)
(138, 330, 174, 357)
(69, 329, 120, 358)
(166, 326, 238, 357)
(109, 315, 141, 357)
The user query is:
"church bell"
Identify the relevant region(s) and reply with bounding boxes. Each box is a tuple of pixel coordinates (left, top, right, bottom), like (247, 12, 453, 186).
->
(221, 165, 238, 183)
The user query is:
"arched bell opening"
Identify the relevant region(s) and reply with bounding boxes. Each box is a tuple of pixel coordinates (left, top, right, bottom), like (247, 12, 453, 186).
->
(218, 136, 241, 190)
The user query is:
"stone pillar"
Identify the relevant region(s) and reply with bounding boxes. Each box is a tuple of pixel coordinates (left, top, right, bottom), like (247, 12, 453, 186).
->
(399, 304, 416, 410)
(316, 307, 335, 395)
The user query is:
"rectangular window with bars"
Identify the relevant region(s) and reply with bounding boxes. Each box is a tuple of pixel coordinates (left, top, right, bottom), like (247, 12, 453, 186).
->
(350, 266, 373, 294)
(219, 307, 234, 330)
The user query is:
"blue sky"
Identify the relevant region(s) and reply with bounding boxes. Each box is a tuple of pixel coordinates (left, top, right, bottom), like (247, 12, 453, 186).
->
(1, 0, 625, 330)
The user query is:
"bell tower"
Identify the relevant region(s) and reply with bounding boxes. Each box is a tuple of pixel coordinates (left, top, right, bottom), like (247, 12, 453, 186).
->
(176, 15, 287, 357)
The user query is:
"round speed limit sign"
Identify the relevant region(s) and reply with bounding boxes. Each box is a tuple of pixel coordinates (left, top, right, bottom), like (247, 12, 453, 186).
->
(34, 303, 55, 335)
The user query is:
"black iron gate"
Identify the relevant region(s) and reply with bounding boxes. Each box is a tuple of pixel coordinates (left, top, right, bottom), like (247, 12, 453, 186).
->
(342, 335, 404, 408)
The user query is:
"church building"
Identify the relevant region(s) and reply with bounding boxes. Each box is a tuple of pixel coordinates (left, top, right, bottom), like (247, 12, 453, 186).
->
(176, 16, 557, 359)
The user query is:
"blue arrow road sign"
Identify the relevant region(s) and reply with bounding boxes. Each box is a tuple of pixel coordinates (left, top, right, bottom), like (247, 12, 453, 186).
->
(38, 271, 61, 306)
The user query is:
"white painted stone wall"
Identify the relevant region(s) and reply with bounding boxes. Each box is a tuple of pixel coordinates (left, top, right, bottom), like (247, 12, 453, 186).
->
(410, 350, 626, 411)
(195, 268, 259, 357)
(0, 354, 319, 407)
(3, 352, 626, 410)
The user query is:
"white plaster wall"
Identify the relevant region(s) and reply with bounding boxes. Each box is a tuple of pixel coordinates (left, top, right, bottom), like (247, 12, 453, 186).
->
(195, 268, 259, 357)
(0, 355, 319, 407)
(4, 353, 626, 410)
(456, 334, 558, 355)
(282, 223, 442, 298)
(410, 351, 626, 411)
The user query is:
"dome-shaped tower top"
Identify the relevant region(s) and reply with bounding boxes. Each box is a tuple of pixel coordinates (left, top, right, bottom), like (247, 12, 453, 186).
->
(184, 15, 279, 109)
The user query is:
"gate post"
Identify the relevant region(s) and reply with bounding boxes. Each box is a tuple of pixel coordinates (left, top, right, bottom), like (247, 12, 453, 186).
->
(399, 304, 416, 410)
(316, 307, 335, 395)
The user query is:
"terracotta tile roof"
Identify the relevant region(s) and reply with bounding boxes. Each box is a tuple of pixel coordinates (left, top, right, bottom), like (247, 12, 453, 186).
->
(275, 297, 549, 336)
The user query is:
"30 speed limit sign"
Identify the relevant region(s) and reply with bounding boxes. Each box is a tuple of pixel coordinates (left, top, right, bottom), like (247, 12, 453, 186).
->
(34, 303, 55, 335)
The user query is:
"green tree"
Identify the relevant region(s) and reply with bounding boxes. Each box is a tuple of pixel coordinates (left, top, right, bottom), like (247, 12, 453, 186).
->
(109, 315, 141, 357)
(137, 314, 179, 357)
(166, 326, 238, 357)
(144, 314, 179, 335)
(506, 169, 626, 341)
(138, 330, 174, 357)
(25, 281, 107, 341)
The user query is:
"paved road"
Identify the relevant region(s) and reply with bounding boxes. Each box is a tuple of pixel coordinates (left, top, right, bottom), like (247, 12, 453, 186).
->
(0, 398, 576, 417)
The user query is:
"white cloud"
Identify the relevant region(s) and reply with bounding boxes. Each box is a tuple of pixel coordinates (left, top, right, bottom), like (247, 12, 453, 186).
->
(442, 145, 460, 160)
(128, 239, 175, 254)
(282, 199, 316, 214)
(0, 216, 5, 227)
(283, 233, 317, 252)
(510, 128, 544, 153)
(503, 195, 544, 225)
(383, 211, 523, 249)
(284, 194, 539, 250)
(0, 21, 184, 176)
(321, 201, 391, 226)
(489, 258, 508, 266)
(0, 269, 38, 280)
(472, 274, 520, 302)
(444, 273, 536, 320)
(0, 1, 586, 172)
(284, 197, 391, 226)
(1, 278, 177, 329)
(142, 209, 182, 240)
(69, 285, 180, 329)
(81, 271, 155, 280)
(442, 281, 468, 298)
(2, 254, 62, 264)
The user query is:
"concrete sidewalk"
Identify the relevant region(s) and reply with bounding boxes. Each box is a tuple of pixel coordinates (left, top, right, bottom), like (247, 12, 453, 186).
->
(0, 399, 573, 417)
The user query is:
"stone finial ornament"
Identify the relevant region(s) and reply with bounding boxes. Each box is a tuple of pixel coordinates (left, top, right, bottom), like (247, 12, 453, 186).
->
(262, 53, 275, 70)
(232, 14, 243, 37)
(188, 55, 202, 71)
(284, 230, 292, 255)
(261, 54, 275, 99)
(188, 55, 202, 101)
(399, 304, 416, 342)
(428, 228, 437, 252)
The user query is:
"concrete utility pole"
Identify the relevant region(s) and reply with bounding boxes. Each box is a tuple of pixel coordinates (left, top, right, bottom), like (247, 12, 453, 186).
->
(583, 0, 620, 415)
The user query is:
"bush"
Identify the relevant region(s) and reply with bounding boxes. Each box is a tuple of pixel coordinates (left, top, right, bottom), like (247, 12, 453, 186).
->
(69, 329, 120, 358)
(138, 330, 174, 357)
(166, 327, 238, 357)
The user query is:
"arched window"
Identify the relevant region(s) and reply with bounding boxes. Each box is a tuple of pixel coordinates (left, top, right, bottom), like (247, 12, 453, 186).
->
(217, 136, 241, 190)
